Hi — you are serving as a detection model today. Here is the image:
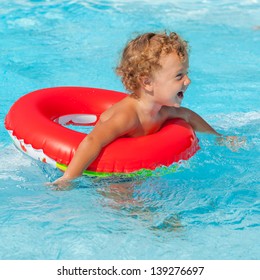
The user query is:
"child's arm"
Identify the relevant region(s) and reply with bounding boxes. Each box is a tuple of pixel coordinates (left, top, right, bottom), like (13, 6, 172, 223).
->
(179, 107, 221, 136)
(168, 107, 221, 136)
(51, 112, 137, 185)
(169, 107, 246, 151)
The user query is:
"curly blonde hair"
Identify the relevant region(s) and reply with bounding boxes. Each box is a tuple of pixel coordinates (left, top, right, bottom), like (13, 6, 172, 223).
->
(116, 31, 189, 92)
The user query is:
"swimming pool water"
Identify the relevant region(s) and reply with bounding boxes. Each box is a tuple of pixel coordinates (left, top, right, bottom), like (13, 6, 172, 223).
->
(0, 0, 259, 260)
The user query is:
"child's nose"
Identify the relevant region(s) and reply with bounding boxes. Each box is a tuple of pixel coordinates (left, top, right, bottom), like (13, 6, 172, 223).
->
(184, 75, 191, 86)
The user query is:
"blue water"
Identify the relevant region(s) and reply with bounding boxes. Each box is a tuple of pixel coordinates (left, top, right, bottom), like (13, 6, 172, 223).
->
(0, 0, 259, 260)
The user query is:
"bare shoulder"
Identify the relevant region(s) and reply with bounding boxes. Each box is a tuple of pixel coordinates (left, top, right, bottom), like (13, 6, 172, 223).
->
(88, 97, 139, 146)
(100, 96, 135, 120)
(99, 96, 139, 128)
(163, 106, 190, 122)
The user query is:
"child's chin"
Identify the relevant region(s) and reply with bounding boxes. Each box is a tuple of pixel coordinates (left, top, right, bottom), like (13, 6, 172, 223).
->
(171, 102, 181, 108)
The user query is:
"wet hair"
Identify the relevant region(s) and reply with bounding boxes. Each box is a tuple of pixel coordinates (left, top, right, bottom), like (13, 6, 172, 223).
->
(116, 31, 189, 92)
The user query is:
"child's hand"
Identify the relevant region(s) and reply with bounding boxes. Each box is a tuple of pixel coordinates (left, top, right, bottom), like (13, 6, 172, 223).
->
(216, 135, 247, 152)
(45, 177, 73, 190)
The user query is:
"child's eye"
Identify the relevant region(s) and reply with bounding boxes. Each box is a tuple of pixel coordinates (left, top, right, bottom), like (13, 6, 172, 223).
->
(175, 74, 183, 80)
(176, 72, 189, 81)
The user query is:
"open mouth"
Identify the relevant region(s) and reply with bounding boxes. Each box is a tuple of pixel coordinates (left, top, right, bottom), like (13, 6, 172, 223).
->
(177, 91, 184, 99)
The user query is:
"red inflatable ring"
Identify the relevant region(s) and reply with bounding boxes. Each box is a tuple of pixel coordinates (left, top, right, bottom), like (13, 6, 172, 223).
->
(5, 87, 200, 176)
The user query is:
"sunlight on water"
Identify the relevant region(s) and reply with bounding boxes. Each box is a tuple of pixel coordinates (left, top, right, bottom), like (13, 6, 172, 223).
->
(0, 0, 259, 260)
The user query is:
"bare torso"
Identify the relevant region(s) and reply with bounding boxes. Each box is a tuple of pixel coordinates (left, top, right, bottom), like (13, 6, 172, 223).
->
(97, 95, 172, 137)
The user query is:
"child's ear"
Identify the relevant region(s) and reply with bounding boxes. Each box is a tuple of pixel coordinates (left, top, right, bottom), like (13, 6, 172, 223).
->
(139, 75, 153, 91)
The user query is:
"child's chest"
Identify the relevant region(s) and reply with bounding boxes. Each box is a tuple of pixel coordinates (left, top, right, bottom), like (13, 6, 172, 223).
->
(129, 113, 167, 137)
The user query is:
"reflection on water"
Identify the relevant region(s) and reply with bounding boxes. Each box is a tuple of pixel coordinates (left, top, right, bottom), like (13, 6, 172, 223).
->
(1, 0, 259, 260)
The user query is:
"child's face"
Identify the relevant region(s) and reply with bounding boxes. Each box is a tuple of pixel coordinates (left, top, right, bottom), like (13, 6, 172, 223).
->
(151, 52, 190, 107)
